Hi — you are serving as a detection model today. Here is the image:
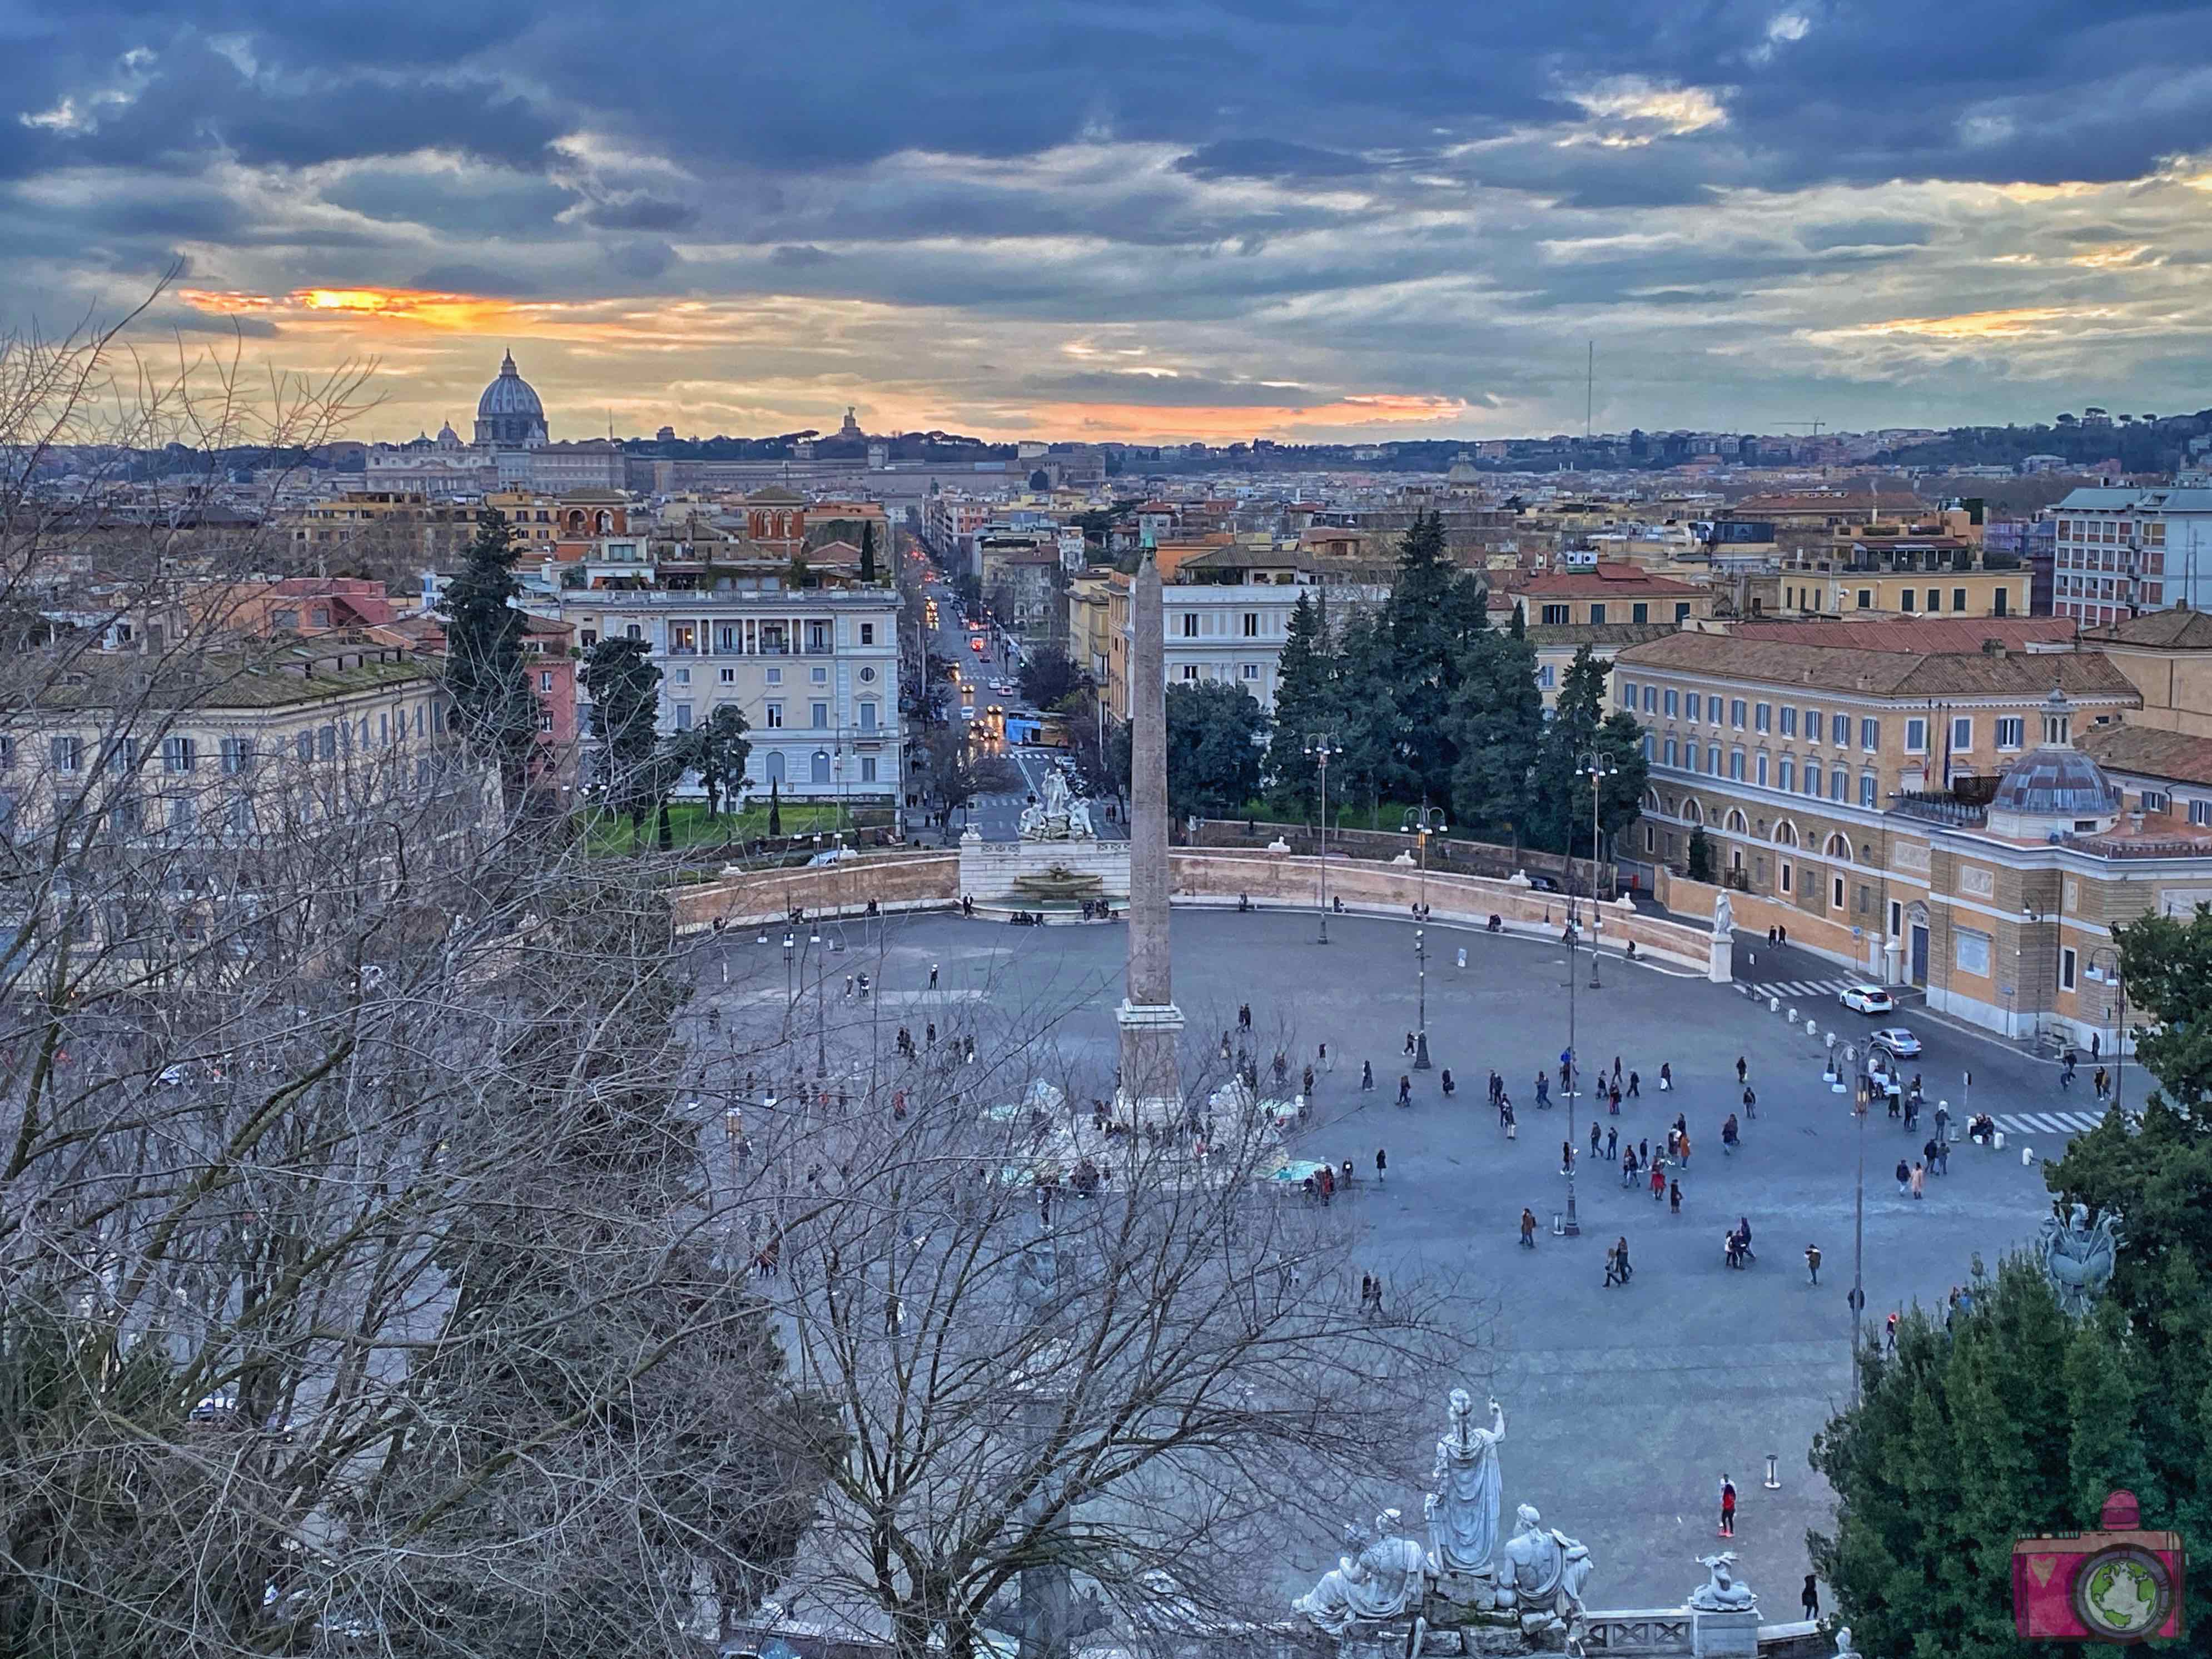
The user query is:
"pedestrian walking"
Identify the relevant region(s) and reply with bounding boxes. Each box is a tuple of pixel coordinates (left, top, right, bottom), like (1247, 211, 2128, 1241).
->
(1239, 1003, 1252, 1031)
(1639, 1138, 1650, 1166)
(1303, 1064, 1315, 1099)
(1561, 1139, 1575, 1175)
(1621, 1147, 1637, 1186)
(1398, 1074, 1413, 1107)
(1360, 1273, 1375, 1310)
(1651, 1162, 1667, 1201)
(1736, 1056, 1747, 1085)
(1535, 1070, 1550, 1107)
(1669, 1178, 1683, 1214)
(1319, 1040, 1331, 1071)
(1405, 1031, 1417, 1057)
(1802, 1576, 1819, 1622)
(1519, 1207, 1538, 1248)
(2091, 1030, 2102, 1062)
(1612, 1055, 1623, 1085)
(1627, 1069, 1640, 1097)
(1604, 1240, 1624, 1287)
(1504, 1099, 1517, 1138)
(1936, 1137, 1950, 1176)
(1441, 1066, 1456, 1097)
(1911, 1160, 1926, 1199)
(1805, 1243, 1821, 1285)
(1679, 1129, 1693, 1168)
(926, 1021, 937, 1049)
(1376, 1147, 1388, 1185)
(1605, 1126, 1618, 1160)
(1895, 1157, 1911, 1196)
(1362, 1060, 1374, 1091)
(1719, 1475, 1737, 1539)
(1885, 1310, 1900, 1354)
(929, 962, 940, 990)
(2094, 1065, 2110, 1102)
(1659, 1062, 1674, 1093)
(1742, 1084, 1757, 1119)
(1589, 1121, 1602, 1160)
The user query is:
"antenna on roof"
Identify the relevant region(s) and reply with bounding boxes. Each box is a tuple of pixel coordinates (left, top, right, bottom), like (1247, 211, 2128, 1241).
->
(1585, 340, 1594, 445)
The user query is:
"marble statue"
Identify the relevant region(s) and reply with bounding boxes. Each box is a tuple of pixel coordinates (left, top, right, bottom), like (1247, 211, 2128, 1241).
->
(2039, 1201, 2122, 1317)
(1831, 1628, 1857, 1659)
(1687, 1552, 1756, 1612)
(1019, 769, 1095, 841)
(1712, 889, 1734, 937)
(1293, 1511, 1428, 1636)
(1424, 1390, 1507, 1576)
(1498, 1504, 1592, 1620)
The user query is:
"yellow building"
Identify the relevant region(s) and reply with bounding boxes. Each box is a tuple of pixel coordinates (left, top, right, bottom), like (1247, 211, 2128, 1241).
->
(2079, 610, 2212, 737)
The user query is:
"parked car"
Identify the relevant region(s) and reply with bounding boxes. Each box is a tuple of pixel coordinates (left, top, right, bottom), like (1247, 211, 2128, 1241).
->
(1870, 1026, 1922, 1058)
(1839, 985, 1895, 1015)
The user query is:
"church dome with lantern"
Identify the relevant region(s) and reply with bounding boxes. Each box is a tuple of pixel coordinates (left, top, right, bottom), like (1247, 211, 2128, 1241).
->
(473, 350, 549, 449)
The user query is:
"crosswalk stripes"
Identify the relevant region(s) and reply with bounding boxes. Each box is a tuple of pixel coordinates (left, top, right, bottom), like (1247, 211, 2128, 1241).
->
(1992, 1109, 2106, 1139)
(1746, 977, 1852, 1000)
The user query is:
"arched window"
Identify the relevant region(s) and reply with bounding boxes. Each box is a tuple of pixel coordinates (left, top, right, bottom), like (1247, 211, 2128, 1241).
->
(596, 510, 613, 534)
(1726, 808, 1748, 833)
(810, 749, 832, 784)
(1642, 788, 1662, 813)
(764, 752, 787, 783)
(1825, 832, 1851, 860)
(1772, 820, 1798, 848)
(1682, 798, 1704, 826)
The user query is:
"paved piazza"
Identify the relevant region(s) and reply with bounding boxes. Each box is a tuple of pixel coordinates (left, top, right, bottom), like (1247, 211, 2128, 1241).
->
(699, 905, 2085, 1610)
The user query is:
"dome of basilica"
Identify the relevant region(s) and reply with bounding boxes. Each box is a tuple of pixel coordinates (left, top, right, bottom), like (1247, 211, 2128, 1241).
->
(474, 350, 548, 448)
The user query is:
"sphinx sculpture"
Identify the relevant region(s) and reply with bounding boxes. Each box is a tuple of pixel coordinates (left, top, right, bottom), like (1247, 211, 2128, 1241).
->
(1687, 1551, 1757, 1612)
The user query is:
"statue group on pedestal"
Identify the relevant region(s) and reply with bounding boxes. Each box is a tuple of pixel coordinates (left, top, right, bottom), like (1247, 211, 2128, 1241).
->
(1294, 1390, 1597, 1653)
(1017, 769, 1095, 841)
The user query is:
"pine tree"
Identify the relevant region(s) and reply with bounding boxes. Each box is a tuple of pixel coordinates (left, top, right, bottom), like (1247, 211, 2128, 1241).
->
(1263, 591, 1332, 812)
(581, 637, 667, 846)
(1446, 627, 1543, 840)
(438, 508, 541, 807)
(1527, 649, 1648, 858)
(1382, 513, 1489, 804)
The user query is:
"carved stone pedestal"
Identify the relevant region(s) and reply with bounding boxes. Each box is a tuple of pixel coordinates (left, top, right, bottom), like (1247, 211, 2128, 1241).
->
(1689, 1609, 1759, 1658)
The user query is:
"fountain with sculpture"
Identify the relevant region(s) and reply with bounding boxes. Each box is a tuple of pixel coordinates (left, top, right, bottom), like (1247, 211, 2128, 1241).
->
(1018, 769, 1095, 842)
(1295, 1392, 1602, 1655)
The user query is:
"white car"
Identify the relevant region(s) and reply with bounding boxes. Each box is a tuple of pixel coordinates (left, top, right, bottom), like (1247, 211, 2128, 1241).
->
(1838, 985, 1895, 1015)
(1871, 1027, 1922, 1058)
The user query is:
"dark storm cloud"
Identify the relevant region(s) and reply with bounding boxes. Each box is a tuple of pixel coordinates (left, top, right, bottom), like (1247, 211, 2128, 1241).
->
(770, 245, 836, 268)
(577, 193, 699, 232)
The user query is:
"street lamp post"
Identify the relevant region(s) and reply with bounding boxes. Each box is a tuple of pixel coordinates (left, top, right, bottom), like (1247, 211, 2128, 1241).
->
(782, 931, 796, 1039)
(2090, 945, 2126, 1112)
(1401, 803, 1448, 1069)
(1304, 732, 1338, 944)
(811, 922, 827, 1079)
(1578, 751, 1618, 990)
(1850, 1051, 1870, 1409)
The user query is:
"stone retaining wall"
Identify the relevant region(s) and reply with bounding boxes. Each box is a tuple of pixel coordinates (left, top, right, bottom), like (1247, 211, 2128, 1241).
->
(669, 846, 1719, 980)
(1194, 817, 1618, 897)
(1172, 850, 1716, 976)
(670, 851, 958, 932)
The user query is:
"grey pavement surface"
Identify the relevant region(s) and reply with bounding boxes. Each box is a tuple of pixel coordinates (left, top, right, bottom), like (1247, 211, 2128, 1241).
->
(697, 905, 2085, 1611)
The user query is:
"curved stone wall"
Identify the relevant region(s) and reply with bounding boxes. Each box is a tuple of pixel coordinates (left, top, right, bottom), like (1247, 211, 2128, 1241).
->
(673, 847, 1719, 977)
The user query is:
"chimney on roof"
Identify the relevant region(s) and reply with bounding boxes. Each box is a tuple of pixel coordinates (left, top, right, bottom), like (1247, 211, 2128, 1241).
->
(1982, 639, 2007, 658)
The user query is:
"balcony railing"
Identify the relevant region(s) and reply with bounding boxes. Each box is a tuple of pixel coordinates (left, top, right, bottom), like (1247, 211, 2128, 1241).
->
(2061, 832, 2212, 859)
(1890, 791, 1987, 827)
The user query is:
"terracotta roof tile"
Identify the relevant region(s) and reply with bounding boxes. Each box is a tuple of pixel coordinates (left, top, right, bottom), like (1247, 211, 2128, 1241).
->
(2077, 723, 2212, 788)
(1613, 629, 2139, 699)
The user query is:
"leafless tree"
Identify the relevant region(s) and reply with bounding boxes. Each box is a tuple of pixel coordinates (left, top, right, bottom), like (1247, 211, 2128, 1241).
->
(724, 972, 1478, 1659)
(0, 310, 835, 1659)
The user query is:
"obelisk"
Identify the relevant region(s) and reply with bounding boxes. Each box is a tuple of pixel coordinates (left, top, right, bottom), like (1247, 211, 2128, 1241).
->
(1115, 550, 1184, 1122)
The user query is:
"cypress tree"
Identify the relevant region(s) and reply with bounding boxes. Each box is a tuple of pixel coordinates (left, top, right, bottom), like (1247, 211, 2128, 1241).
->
(1264, 591, 1331, 813)
(860, 520, 878, 583)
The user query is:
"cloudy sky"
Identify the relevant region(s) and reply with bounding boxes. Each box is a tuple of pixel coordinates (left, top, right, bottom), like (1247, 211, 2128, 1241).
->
(7, 2, 2212, 444)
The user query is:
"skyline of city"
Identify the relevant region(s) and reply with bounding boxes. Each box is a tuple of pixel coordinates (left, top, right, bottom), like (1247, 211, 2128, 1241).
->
(5, 4, 2209, 444)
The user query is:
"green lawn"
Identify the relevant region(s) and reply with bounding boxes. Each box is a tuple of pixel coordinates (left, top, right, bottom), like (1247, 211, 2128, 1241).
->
(575, 801, 861, 855)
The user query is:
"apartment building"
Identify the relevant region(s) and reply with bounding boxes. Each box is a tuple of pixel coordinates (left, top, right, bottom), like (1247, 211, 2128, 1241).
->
(2050, 486, 2212, 620)
(1776, 535, 2028, 618)
(2079, 610, 2212, 737)
(537, 573, 903, 817)
(0, 638, 481, 850)
(1110, 547, 1389, 717)
(1501, 564, 1709, 628)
